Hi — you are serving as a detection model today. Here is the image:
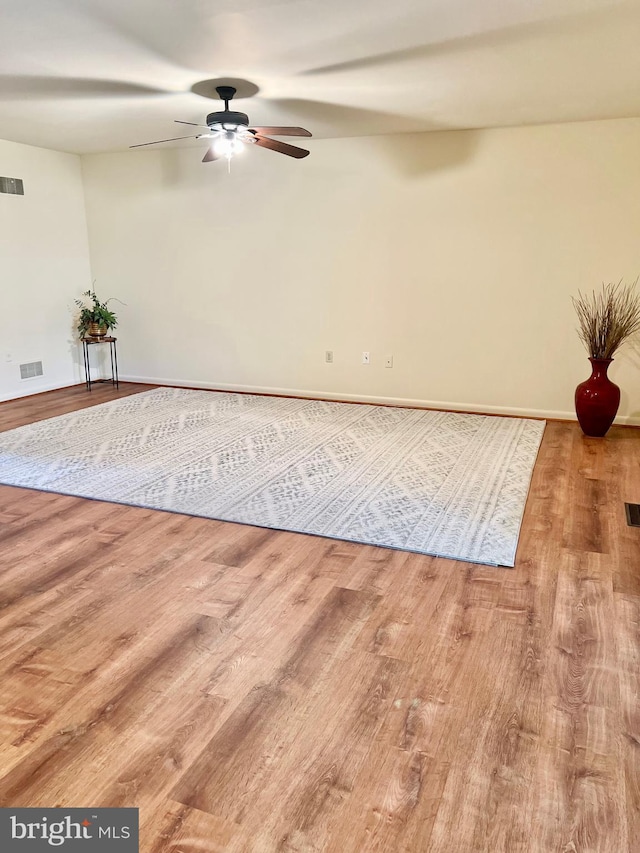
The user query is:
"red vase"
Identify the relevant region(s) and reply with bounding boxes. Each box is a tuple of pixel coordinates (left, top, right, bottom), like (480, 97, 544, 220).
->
(574, 357, 620, 437)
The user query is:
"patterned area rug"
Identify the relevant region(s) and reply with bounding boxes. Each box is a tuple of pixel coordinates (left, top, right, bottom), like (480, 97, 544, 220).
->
(0, 388, 545, 566)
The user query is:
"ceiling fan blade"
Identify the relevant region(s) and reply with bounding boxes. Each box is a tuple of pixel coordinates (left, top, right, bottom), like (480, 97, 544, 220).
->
(252, 135, 310, 159)
(250, 126, 312, 138)
(175, 120, 210, 128)
(129, 134, 203, 148)
(202, 148, 220, 163)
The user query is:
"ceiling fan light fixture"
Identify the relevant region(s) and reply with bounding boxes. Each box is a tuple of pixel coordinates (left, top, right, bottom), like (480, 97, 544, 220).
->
(214, 131, 244, 159)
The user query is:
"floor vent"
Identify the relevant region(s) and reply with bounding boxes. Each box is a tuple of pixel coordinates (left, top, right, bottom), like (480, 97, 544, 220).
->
(0, 176, 24, 195)
(625, 503, 640, 528)
(19, 361, 43, 380)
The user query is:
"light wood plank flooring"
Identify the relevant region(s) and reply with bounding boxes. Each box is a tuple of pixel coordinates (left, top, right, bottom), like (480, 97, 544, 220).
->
(0, 383, 638, 852)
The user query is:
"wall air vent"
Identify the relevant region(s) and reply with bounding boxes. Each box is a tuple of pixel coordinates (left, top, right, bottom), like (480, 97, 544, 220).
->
(625, 503, 640, 528)
(19, 361, 43, 380)
(0, 176, 24, 195)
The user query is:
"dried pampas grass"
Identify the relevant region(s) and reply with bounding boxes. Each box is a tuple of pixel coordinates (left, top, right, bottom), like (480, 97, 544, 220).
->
(572, 279, 640, 360)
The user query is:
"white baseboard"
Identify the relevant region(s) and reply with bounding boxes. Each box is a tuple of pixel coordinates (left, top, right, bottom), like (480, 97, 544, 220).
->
(3, 374, 639, 426)
(120, 373, 586, 423)
(0, 380, 79, 404)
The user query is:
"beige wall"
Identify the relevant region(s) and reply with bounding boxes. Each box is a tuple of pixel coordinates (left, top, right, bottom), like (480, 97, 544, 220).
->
(0, 139, 92, 401)
(80, 119, 640, 422)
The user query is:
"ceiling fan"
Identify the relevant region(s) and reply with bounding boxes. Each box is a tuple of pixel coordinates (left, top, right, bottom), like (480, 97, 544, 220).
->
(130, 85, 312, 164)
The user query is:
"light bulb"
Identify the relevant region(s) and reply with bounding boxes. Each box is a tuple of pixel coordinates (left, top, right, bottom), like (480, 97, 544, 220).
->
(214, 131, 244, 159)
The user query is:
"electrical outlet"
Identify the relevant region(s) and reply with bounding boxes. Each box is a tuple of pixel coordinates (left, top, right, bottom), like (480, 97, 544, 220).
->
(325, 350, 333, 364)
(385, 356, 393, 368)
(362, 352, 370, 364)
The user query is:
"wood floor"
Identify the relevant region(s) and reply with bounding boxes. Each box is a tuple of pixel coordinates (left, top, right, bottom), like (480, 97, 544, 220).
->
(0, 383, 638, 852)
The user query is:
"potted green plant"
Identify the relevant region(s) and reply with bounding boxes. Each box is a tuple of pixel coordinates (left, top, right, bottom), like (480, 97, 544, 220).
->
(75, 289, 119, 338)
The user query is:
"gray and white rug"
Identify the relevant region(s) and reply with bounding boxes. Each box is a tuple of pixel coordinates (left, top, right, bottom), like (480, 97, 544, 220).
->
(0, 388, 545, 566)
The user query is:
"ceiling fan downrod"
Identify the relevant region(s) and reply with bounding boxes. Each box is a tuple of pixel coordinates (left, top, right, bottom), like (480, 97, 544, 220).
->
(206, 86, 249, 131)
(215, 85, 237, 111)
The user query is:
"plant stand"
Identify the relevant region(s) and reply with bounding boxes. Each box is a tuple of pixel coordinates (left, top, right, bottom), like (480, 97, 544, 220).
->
(82, 336, 119, 392)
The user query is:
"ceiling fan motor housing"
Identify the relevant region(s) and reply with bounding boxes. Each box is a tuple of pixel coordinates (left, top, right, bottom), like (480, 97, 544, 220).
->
(206, 110, 250, 129)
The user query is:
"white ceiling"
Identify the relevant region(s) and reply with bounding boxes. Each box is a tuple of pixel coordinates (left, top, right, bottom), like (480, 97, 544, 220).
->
(1, 0, 639, 153)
